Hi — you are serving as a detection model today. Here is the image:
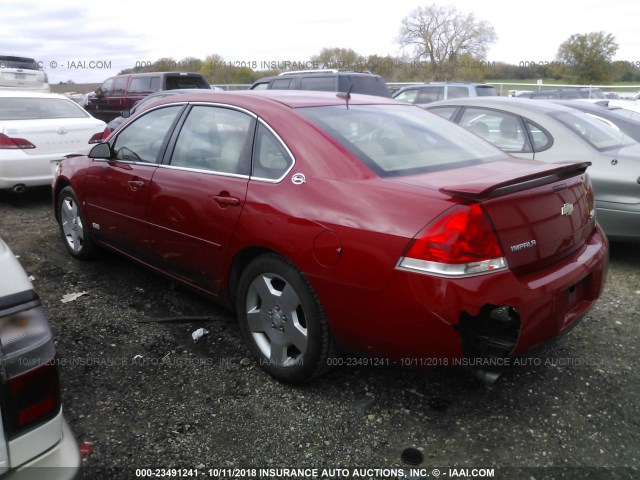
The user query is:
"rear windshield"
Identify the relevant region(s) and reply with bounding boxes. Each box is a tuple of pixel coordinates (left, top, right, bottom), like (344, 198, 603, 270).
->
(165, 76, 209, 90)
(0, 97, 90, 120)
(551, 110, 636, 151)
(0, 56, 40, 70)
(338, 75, 391, 98)
(296, 104, 506, 176)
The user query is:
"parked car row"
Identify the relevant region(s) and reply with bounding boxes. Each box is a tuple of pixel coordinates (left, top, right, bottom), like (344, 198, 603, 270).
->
(424, 97, 640, 240)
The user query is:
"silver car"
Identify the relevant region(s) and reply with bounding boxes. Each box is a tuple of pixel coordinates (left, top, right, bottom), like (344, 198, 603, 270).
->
(0, 238, 80, 478)
(426, 97, 640, 240)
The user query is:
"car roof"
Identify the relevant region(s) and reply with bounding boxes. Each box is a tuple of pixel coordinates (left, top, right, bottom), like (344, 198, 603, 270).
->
(150, 89, 403, 109)
(426, 96, 580, 115)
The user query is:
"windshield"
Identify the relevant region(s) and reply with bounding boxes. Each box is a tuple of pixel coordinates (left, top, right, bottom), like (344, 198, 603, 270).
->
(296, 104, 507, 176)
(551, 110, 636, 151)
(0, 97, 90, 120)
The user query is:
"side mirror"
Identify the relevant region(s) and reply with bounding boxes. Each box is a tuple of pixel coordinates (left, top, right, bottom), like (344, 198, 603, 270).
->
(88, 142, 112, 159)
(121, 110, 131, 118)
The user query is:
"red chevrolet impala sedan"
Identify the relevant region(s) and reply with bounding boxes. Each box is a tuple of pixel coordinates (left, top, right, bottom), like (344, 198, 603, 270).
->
(52, 91, 608, 384)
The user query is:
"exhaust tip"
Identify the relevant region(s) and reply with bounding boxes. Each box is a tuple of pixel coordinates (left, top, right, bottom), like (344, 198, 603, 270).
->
(467, 366, 503, 385)
(12, 184, 27, 194)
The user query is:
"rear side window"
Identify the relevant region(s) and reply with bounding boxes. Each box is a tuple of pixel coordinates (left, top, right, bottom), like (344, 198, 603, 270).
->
(458, 107, 529, 153)
(447, 86, 469, 99)
(252, 123, 293, 180)
(271, 78, 292, 90)
(525, 120, 553, 152)
(170, 106, 254, 175)
(128, 76, 161, 93)
(0, 98, 89, 120)
(300, 76, 337, 92)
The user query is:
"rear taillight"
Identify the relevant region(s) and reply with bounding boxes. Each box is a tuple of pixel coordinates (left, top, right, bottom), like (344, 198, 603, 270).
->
(88, 127, 111, 144)
(0, 297, 61, 438)
(0, 133, 36, 149)
(397, 203, 507, 277)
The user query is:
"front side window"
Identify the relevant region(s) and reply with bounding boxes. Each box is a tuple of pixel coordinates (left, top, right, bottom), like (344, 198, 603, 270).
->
(99, 78, 114, 96)
(416, 87, 444, 104)
(296, 104, 506, 176)
(112, 77, 127, 95)
(170, 105, 254, 174)
(112, 105, 183, 163)
(394, 89, 419, 103)
(459, 108, 529, 152)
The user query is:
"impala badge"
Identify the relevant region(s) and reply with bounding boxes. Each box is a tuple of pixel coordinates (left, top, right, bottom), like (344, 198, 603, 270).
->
(561, 203, 574, 216)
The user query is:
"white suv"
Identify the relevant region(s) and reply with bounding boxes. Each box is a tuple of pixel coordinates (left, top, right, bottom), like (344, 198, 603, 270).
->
(0, 56, 51, 93)
(0, 238, 80, 478)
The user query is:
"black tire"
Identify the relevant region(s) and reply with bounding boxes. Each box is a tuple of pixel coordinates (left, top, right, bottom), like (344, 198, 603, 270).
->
(236, 253, 338, 384)
(57, 186, 99, 260)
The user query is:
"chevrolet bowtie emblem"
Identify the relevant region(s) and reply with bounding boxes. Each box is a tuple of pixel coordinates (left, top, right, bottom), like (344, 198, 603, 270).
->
(561, 203, 574, 216)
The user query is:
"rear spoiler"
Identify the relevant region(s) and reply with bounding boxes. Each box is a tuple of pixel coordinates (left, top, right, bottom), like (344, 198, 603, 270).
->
(440, 162, 591, 201)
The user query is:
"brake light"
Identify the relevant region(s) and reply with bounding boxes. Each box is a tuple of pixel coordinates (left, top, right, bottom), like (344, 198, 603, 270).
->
(397, 203, 507, 277)
(0, 133, 36, 149)
(0, 298, 61, 438)
(88, 127, 110, 144)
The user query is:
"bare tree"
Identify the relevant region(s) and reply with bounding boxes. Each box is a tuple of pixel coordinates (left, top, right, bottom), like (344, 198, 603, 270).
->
(398, 4, 497, 81)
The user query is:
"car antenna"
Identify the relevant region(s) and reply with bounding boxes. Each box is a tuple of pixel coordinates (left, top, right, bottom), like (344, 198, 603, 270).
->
(337, 84, 353, 108)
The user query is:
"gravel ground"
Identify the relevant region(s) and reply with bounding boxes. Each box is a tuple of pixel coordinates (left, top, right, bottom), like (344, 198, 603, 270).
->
(0, 186, 638, 480)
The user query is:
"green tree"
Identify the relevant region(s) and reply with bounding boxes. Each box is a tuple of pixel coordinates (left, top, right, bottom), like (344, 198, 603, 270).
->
(311, 48, 366, 70)
(556, 32, 618, 83)
(398, 4, 497, 81)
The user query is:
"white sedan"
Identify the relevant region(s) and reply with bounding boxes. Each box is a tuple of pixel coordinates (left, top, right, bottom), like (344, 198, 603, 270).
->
(0, 91, 106, 192)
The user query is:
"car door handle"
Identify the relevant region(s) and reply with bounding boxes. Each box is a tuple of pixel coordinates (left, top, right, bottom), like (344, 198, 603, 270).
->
(128, 180, 145, 190)
(212, 195, 240, 206)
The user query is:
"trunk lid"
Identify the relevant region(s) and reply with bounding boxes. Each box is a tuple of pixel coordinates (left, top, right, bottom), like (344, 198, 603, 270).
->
(394, 159, 596, 272)
(1, 118, 104, 155)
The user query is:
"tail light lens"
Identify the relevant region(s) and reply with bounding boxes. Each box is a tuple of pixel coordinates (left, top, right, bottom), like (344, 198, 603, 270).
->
(88, 127, 111, 144)
(0, 133, 36, 149)
(0, 296, 61, 439)
(397, 203, 507, 277)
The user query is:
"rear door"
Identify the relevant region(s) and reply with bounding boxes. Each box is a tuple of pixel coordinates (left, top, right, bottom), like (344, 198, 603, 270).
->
(84, 105, 184, 259)
(148, 104, 255, 294)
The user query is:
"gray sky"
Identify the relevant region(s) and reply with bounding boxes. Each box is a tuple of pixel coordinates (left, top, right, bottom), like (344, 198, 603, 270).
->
(2, 0, 638, 84)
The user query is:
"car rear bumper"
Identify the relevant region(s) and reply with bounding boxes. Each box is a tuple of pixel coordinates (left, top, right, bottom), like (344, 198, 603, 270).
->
(313, 224, 609, 363)
(0, 155, 65, 189)
(4, 418, 80, 479)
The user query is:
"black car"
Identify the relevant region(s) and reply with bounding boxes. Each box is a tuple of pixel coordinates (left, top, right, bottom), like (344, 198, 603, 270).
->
(250, 69, 391, 97)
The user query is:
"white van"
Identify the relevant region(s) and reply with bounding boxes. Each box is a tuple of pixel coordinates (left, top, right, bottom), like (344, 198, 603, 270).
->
(0, 55, 51, 93)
